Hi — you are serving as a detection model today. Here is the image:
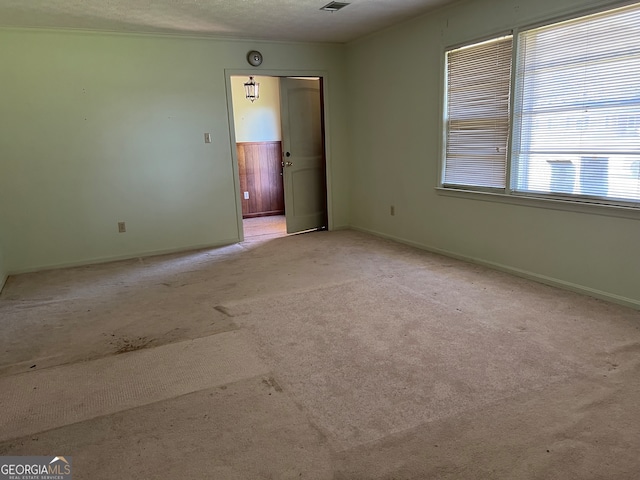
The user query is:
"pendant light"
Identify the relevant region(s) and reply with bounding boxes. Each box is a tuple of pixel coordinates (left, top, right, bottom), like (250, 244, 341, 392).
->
(244, 76, 259, 103)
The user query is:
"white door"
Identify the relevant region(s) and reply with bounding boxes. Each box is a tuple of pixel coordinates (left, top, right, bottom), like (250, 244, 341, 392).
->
(280, 77, 327, 234)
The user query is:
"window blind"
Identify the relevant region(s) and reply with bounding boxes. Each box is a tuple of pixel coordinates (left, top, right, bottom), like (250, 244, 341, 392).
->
(512, 3, 640, 203)
(444, 36, 513, 189)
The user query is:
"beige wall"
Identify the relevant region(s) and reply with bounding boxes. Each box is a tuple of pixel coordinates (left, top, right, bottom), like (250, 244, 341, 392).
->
(231, 76, 281, 143)
(0, 29, 349, 273)
(346, 0, 640, 308)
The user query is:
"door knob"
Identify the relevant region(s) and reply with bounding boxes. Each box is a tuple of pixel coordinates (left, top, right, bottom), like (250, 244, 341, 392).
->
(285, 152, 291, 157)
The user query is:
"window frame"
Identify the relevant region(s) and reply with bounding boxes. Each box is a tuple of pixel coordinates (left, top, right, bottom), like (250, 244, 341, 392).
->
(437, 1, 640, 219)
(441, 33, 514, 193)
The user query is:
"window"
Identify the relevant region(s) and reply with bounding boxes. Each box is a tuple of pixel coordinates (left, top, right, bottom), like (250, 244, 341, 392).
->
(442, 2, 640, 207)
(444, 36, 513, 189)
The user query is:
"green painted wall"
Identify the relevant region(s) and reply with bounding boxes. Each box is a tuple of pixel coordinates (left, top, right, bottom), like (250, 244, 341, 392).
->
(0, 241, 6, 293)
(347, 0, 640, 307)
(0, 29, 349, 273)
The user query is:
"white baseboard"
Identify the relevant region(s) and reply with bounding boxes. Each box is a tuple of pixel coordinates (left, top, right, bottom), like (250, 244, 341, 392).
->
(351, 225, 640, 311)
(8, 238, 240, 276)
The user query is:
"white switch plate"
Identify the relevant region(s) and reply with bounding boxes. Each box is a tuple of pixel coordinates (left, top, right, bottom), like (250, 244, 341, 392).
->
(244, 191, 249, 199)
(204, 133, 211, 144)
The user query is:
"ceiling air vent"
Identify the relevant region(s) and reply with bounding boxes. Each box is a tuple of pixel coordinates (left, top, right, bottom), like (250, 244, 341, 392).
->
(320, 1, 351, 12)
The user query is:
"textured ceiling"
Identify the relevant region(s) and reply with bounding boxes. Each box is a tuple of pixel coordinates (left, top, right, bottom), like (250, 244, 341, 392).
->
(0, 0, 455, 43)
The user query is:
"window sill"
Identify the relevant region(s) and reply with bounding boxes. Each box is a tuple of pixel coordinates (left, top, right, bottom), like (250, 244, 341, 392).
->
(435, 187, 640, 220)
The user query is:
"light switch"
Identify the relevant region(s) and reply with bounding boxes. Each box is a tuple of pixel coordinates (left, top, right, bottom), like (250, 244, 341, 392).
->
(244, 191, 249, 200)
(204, 133, 211, 144)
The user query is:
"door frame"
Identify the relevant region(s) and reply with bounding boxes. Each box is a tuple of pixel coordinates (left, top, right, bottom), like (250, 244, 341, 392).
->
(224, 69, 333, 242)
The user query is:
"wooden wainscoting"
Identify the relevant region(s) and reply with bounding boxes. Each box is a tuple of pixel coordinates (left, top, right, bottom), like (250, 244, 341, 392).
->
(237, 141, 285, 218)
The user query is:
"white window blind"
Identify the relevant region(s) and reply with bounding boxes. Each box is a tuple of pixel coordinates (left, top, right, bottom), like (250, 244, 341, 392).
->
(512, 3, 640, 203)
(444, 36, 513, 189)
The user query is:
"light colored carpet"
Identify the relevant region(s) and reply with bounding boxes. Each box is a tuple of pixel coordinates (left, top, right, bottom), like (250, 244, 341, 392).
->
(0, 331, 268, 442)
(0, 377, 333, 480)
(0, 229, 639, 479)
(226, 277, 578, 450)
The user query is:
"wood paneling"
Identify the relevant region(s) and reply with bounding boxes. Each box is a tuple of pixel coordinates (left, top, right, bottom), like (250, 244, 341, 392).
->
(237, 141, 285, 218)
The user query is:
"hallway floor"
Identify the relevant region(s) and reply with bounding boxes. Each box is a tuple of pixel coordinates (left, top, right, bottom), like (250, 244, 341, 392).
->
(243, 215, 286, 238)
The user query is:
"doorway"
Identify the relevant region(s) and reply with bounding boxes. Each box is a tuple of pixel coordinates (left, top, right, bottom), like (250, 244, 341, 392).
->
(229, 75, 328, 240)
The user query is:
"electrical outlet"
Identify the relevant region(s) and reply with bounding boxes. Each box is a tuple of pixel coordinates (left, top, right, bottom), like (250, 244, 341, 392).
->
(244, 191, 250, 200)
(390, 205, 395, 216)
(118, 221, 126, 233)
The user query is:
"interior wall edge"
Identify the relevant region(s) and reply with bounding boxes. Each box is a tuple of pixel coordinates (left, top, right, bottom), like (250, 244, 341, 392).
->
(0, 242, 6, 294)
(350, 225, 640, 311)
(6, 238, 240, 277)
(0, 25, 346, 47)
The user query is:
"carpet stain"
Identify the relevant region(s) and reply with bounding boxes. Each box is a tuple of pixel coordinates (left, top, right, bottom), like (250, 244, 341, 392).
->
(263, 376, 283, 393)
(606, 361, 619, 371)
(214, 305, 234, 317)
(111, 336, 153, 354)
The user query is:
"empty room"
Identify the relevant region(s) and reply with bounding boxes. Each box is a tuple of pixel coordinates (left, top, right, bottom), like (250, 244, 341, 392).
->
(1, 0, 639, 478)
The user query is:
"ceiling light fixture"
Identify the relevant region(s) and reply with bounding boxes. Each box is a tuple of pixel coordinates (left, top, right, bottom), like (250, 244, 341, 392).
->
(244, 76, 259, 103)
(320, 1, 351, 12)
